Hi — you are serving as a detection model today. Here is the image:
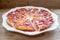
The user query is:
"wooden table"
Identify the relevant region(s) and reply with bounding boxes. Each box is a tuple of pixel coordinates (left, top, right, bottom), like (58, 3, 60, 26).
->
(0, 9, 60, 40)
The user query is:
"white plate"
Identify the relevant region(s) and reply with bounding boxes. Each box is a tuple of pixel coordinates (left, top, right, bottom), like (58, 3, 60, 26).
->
(2, 6, 59, 35)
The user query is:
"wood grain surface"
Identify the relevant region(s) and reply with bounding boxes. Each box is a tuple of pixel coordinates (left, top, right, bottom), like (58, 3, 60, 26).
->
(0, 9, 60, 40)
(0, 0, 60, 9)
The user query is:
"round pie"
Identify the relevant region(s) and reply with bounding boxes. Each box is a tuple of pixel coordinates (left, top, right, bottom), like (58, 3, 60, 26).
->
(7, 8, 54, 31)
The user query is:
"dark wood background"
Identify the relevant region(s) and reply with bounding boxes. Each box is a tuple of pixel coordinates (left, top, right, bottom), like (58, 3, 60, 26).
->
(0, 0, 60, 9)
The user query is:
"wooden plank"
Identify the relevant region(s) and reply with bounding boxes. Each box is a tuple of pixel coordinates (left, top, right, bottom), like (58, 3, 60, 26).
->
(0, 0, 27, 9)
(28, 0, 60, 8)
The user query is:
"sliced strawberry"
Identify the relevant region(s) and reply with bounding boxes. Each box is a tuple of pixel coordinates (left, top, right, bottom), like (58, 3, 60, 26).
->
(38, 9, 49, 16)
(7, 12, 14, 18)
(30, 8, 38, 13)
(28, 8, 38, 17)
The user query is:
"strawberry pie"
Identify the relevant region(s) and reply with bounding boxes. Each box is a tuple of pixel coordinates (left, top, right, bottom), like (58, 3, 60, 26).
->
(7, 8, 53, 31)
